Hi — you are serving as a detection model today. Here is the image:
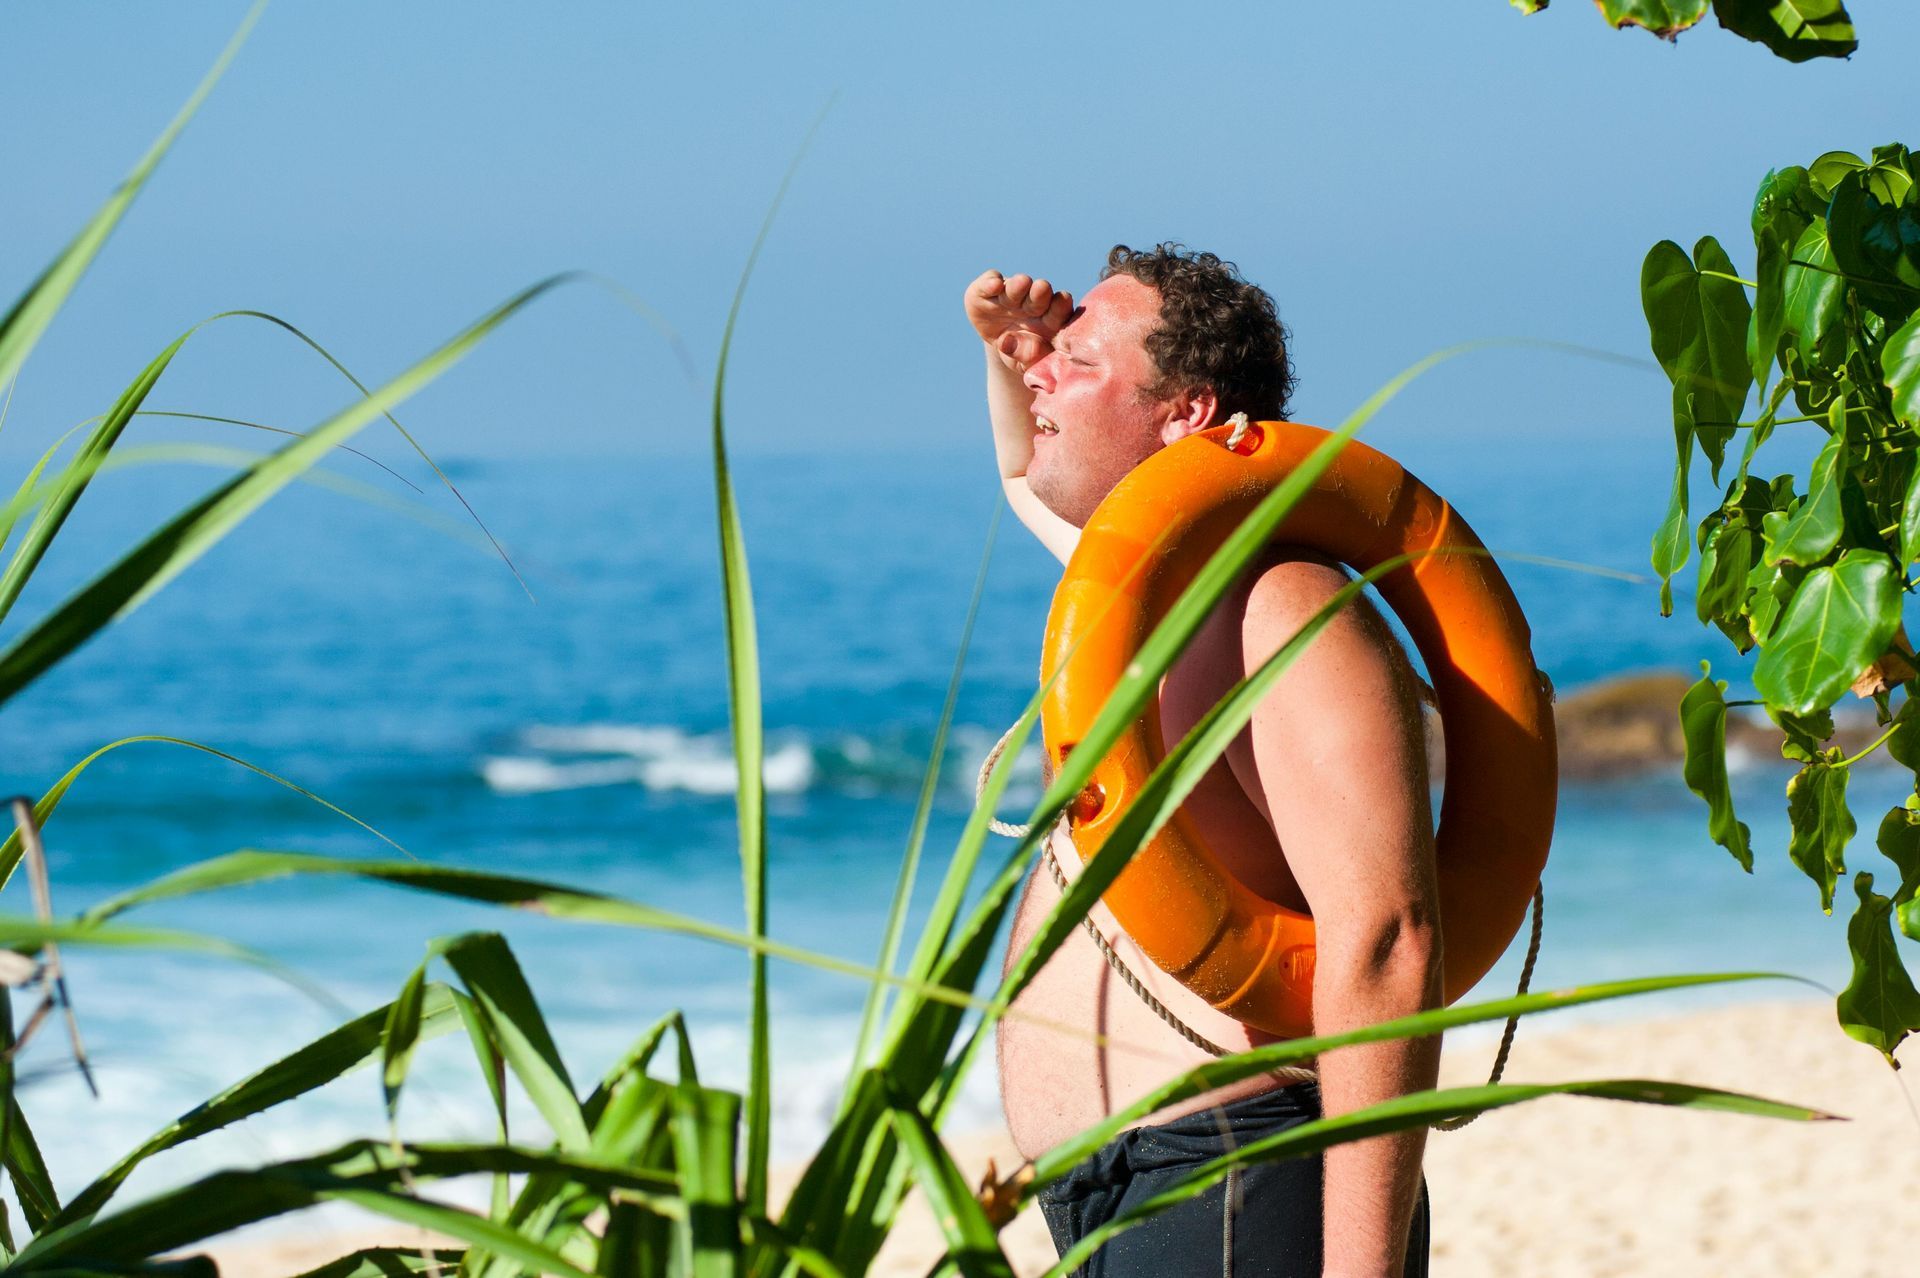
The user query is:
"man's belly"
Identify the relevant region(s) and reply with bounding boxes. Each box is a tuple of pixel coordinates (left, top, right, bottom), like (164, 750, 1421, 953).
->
(995, 825, 1310, 1161)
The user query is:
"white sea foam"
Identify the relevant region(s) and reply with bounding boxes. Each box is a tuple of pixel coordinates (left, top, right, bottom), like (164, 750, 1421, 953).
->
(481, 723, 817, 795)
(479, 720, 1044, 801)
(523, 724, 691, 756)
(483, 755, 648, 793)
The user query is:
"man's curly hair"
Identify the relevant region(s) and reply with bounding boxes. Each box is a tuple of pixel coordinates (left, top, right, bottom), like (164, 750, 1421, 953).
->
(1101, 243, 1294, 422)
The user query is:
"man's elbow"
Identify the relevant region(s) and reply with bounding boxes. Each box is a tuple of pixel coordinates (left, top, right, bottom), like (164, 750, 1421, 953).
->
(1317, 907, 1443, 1002)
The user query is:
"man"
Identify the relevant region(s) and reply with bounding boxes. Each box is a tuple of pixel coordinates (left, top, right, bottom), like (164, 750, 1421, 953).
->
(967, 244, 1438, 1276)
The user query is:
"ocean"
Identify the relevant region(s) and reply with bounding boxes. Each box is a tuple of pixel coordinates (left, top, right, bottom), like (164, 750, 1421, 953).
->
(0, 441, 1896, 1216)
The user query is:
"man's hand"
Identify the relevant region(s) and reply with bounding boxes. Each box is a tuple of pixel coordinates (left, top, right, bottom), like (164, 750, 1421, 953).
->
(966, 267, 1082, 565)
(964, 269, 1072, 372)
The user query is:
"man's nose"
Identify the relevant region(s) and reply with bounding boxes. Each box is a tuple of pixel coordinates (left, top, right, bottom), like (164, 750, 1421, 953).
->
(1023, 351, 1057, 394)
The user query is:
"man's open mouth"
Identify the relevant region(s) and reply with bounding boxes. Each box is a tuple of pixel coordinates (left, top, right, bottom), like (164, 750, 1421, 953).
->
(1035, 415, 1060, 435)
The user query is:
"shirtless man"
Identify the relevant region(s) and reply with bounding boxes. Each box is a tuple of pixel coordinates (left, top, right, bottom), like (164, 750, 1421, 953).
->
(967, 244, 1438, 1276)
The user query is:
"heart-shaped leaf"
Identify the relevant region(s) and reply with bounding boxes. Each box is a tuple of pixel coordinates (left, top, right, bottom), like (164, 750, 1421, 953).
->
(1787, 754, 1854, 912)
(1680, 664, 1754, 871)
(1836, 872, 1920, 1061)
(1712, 0, 1858, 62)
(1644, 238, 1754, 482)
(1753, 548, 1902, 713)
(1597, 0, 1710, 37)
(1826, 172, 1920, 323)
(1874, 805, 1920, 904)
(1889, 698, 1920, 773)
(1750, 167, 1819, 388)
(1762, 432, 1847, 566)
(1783, 223, 1845, 367)
(1769, 703, 1835, 763)
(1883, 311, 1920, 426)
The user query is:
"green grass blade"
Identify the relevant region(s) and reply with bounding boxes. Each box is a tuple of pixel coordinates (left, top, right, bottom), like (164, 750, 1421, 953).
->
(494, 1039, 690, 1278)
(0, 332, 192, 630)
(16, 1141, 679, 1273)
(0, 917, 342, 1013)
(0, 732, 413, 891)
(771, 692, 1046, 1273)
(708, 108, 828, 1226)
(739, 1217, 848, 1278)
(440, 932, 588, 1150)
(844, 506, 1000, 1101)
(671, 1085, 743, 1278)
(449, 988, 512, 1233)
(585, 1011, 682, 1127)
(48, 983, 460, 1232)
(1027, 970, 1805, 1186)
(0, 425, 86, 557)
(138, 410, 424, 491)
(212, 309, 528, 597)
(0, 993, 59, 1235)
(1043, 1076, 1834, 1278)
(488, 1013, 687, 1268)
(591, 1076, 674, 1166)
(0, 273, 578, 711)
(0, 438, 500, 641)
(877, 681, 1046, 1065)
(599, 1201, 672, 1278)
(3, 1095, 58, 1239)
(0, 1, 264, 392)
(73, 852, 1018, 1044)
(380, 959, 432, 1131)
(1486, 547, 1654, 584)
(285, 1247, 468, 1278)
(21, 1260, 217, 1277)
(477, 1016, 703, 1278)
(881, 1085, 1012, 1278)
(111, 442, 491, 547)
(0, 917, 297, 963)
(0, 295, 503, 633)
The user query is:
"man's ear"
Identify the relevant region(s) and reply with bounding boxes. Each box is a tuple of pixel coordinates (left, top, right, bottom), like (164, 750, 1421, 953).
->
(1158, 386, 1221, 445)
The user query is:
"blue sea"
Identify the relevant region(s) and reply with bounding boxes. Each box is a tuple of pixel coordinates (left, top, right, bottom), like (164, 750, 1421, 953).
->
(1, 442, 1899, 1217)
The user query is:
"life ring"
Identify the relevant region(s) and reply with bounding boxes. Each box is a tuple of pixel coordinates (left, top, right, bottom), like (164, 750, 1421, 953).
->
(1039, 420, 1556, 1039)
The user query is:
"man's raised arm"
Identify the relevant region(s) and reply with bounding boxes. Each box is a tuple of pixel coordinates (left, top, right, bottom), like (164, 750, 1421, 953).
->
(962, 268, 1081, 564)
(1232, 555, 1441, 1277)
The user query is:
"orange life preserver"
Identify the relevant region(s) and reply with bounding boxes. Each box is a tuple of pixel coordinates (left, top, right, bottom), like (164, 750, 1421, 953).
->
(1039, 420, 1556, 1039)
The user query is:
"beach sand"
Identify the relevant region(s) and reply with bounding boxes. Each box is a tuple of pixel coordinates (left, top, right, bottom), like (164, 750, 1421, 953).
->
(200, 999, 1918, 1277)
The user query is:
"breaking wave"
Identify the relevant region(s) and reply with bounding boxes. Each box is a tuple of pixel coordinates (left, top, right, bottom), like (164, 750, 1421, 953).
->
(479, 721, 1044, 803)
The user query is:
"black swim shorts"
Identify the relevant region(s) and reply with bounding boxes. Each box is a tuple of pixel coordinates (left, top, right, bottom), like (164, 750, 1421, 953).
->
(1035, 1081, 1430, 1277)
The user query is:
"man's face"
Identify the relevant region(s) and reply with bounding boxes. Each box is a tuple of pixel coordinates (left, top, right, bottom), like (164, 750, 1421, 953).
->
(1023, 274, 1186, 527)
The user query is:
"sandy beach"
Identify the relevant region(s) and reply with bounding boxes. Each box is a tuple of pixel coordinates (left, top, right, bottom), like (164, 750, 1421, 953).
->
(198, 998, 1918, 1277)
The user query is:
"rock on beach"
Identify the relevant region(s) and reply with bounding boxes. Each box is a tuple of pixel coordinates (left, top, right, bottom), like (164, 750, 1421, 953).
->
(1423, 669, 1891, 782)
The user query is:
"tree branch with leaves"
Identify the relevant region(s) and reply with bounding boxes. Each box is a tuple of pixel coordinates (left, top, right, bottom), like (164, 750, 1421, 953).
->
(1649, 144, 1920, 1062)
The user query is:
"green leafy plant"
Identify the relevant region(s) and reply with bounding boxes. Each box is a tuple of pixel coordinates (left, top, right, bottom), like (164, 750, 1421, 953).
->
(1506, 0, 1858, 60)
(0, 8, 1843, 1276)
(1649, 143, 1920, 1061)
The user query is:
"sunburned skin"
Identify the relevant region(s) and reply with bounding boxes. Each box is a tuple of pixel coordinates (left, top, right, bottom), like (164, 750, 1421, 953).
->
(994, 543, 1426, 1158)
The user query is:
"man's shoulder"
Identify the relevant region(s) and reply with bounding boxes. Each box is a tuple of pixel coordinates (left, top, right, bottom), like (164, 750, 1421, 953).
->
(1238, 547, 1357, 634)
(1235, 547, 1419, 680)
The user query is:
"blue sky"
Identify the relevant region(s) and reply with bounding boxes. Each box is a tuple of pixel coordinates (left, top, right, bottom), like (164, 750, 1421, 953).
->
(1, 1, 1915, 474)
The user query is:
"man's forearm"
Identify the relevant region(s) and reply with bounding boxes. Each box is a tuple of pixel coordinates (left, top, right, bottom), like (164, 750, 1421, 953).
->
(983, 343, 1037, 479)
(980, 343, 1079, 563)
(1314, 928, 1441, 1276)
